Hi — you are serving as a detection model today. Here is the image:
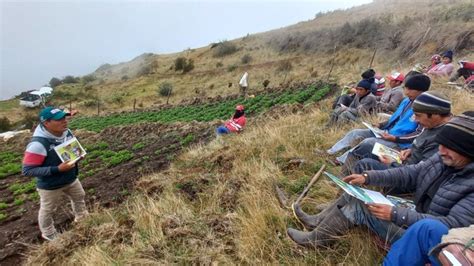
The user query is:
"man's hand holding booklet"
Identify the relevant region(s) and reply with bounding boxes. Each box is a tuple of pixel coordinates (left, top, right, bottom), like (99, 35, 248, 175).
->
(54, 137, 87, 165)
(324, 171, 416, 221)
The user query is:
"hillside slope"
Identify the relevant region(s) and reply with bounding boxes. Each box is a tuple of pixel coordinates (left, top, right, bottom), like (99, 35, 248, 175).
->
(1, 0, 472, 124)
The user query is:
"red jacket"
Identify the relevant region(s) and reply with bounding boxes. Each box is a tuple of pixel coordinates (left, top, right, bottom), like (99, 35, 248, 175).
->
(225, 116, 246, 132)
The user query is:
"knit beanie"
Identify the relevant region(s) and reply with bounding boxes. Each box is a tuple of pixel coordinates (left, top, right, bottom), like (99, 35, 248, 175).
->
(412, 91, 451, 115)
(435, 113, 474, 160)
(405, 74, 431, 91)
(357, 79, 373, 90)
(361, 69, 376, 79)
(442, 50, 453, 60)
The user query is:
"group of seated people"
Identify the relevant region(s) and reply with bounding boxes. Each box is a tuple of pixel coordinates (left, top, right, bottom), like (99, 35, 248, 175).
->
(286, 71, 473, 265)
(417, 50, 473, 90)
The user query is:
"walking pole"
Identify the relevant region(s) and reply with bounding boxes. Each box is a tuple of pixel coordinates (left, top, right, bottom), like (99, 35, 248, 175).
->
(326, 45, 337, 82)
(369, 48, 377, 69)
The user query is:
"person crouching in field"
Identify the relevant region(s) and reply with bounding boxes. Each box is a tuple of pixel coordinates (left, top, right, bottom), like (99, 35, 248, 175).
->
(22, 107, 88, 241)
(216, 105, 247, 135)
(327, 78, 376, 125)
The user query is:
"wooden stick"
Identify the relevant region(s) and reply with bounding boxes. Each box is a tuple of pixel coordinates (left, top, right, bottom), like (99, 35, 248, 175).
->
(368, 48, 377, 69)
(294, 164, 326, 205)
(326, 45, 337, 82)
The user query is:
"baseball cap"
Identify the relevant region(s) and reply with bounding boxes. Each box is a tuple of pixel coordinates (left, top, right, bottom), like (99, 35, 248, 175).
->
(386, 72, 405, 82)
(39, 107, 70, 122)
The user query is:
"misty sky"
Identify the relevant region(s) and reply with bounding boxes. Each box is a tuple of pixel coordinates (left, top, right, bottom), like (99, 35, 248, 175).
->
(0, 0, 371, 100)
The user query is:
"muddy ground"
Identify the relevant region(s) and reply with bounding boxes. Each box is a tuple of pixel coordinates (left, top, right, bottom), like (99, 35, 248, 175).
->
(0, 121, 215, 265)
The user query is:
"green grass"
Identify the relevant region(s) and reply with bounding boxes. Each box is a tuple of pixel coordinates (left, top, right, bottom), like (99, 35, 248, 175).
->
(69, 84, 331, 132)
(0, 98, 18, 111)
(0, 151, 22, 179)
(8, 180, 36, 195)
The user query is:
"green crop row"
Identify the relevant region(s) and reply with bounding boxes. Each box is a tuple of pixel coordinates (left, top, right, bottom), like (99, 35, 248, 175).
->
(69, 84, 331, 132)
(0, 151, 22, 179)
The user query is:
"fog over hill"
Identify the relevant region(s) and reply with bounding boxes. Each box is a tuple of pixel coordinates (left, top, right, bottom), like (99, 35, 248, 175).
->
(0, 0, 372, 100)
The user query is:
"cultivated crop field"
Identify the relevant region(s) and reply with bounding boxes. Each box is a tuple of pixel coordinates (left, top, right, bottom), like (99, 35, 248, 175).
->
(69, 83, 331, 132)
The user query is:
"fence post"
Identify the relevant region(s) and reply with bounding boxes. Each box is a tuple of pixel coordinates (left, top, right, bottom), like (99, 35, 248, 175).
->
(97, 100, 100, 115)
(133, 98, 136, 112)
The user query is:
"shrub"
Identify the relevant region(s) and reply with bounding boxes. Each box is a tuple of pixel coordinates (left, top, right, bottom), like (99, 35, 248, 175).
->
(241, 54, 252, 64)
(49, 77, 62, 88)
(182, 59, 194, 73)
(121, 75, 129, 81)
(227, 64, 238, 72)
(263, 79, 270, 88)
(82, 75, 96, 83)
(158, 82, 173, 97)
(0, 117, 11, 132)
(111, 94, 124, 104)
(174, 57, 187, 71)
(62, 75, 79, 84)
(216, 62, 223, 68)
(212, 41, 238, 57)
(174, 57, 194, 73)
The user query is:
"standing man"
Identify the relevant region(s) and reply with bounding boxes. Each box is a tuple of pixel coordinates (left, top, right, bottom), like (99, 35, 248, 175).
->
(239, 72, 249, 97)
(22, 107, 88, 241)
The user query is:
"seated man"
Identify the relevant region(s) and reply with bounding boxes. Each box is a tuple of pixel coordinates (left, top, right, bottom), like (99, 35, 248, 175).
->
(327, 74, 430, 164)
(328, 79, 376, 125)
(428, 50, 455, 77)
(383, 219, 473, 266)
(376, 72, 404, 114)
(352, 91, 452, 173)
(449, 60, 474, 91)
(288, 113, 474, 248)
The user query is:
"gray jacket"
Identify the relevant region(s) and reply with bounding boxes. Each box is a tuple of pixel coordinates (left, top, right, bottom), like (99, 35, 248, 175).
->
(347, 93, 376, 116)
(376, 86, 404, 113)
(366, 153, 474, 229)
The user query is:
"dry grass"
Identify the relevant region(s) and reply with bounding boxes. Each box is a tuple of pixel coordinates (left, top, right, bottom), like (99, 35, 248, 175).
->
(25, 84, 473, 264)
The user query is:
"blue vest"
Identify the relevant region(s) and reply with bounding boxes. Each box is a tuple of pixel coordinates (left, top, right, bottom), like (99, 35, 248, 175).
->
(381, 97, 418, 148)
(31, 132, 78, 190)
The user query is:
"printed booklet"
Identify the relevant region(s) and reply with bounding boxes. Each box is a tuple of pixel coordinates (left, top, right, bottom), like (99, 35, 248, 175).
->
(324, 171, 394, 206)
(372, 142, 402, 164)
(362, 121, 385, 138)
(54, 137, 87, 164)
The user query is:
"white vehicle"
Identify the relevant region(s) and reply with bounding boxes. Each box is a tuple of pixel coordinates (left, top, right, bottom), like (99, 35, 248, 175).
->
(19, 87, 53, 108)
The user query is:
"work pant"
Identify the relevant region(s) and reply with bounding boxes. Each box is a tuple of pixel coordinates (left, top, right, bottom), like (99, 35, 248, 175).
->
(339, 193, 405, 244)
(37, 179, 88, 237)
(383, 219, 448, 266)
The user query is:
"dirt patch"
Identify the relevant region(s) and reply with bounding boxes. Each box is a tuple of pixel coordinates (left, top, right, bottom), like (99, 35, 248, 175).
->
(0, 121, 213, 265)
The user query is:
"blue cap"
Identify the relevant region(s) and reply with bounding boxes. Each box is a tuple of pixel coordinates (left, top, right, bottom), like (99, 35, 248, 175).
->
(39, 107, 69, 122)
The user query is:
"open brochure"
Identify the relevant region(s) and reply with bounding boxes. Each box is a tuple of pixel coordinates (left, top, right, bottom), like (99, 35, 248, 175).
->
(372, 142, 402, 164)
(324, 171, 394, 206)
(54, 137, 87, 164)
(362, 121, 385, 138)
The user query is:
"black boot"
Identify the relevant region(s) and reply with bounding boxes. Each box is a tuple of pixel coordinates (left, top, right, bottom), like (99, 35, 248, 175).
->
(291, 196, 347, 230)
(287, 204, 353, 248)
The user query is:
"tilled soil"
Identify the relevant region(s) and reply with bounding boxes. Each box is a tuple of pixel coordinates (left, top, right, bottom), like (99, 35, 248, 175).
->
(0, 121, 214, 265)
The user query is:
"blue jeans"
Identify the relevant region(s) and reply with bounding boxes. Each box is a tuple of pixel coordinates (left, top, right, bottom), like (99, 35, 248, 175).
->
(353, 158, 390, 174)
(383, 219, 448, 266)
(340, 193, 405, 244)
(216, 126, 230, 135)
(337, 137, 399, 164)
(328, 129, 374, 155)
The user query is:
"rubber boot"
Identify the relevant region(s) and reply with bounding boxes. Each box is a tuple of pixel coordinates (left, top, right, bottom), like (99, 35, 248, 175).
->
(287, 204, 353, 248)
(292, 196, 347, 230)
